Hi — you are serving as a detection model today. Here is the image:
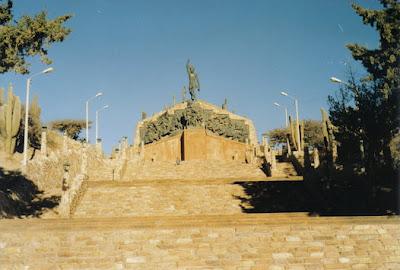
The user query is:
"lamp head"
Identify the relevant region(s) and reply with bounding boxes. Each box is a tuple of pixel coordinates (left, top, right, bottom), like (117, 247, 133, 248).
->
(280, 91, 288, 96)
(42, 67, 54, 74)
(96, 92, 103, 97)
(273, 102, 280, 107)
(103, 105, 109, 109)
(330, 77, 343, 84)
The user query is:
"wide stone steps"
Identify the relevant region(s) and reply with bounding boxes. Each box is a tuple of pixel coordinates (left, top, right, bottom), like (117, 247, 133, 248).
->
(73, 180, 248, 218)
(122, 160, 270, 181)
(1, 215, 399, 270)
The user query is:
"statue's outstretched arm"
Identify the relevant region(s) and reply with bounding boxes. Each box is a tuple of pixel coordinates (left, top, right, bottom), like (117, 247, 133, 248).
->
(186, 59, 190, 72)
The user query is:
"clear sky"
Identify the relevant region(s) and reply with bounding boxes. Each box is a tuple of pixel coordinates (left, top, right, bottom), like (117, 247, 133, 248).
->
(1, 0, 381, 153)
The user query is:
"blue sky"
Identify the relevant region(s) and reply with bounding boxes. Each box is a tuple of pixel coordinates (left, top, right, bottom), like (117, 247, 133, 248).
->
(1, 0, 380, 153)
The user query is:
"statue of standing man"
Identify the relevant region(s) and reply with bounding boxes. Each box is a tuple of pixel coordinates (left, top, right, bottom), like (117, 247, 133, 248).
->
(186, 59, 200, 101)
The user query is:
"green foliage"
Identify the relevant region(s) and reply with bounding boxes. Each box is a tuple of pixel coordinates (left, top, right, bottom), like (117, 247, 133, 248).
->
(16, 95, 42, 151)
(329, 1, 399, 172)
(0, 0, 72, 74)
(267, 119, 324, 148)
(390, 132, 400, 169)
(347, 0, 399, 97)
(28, 96, 42, 149)
(303, 120, 324, 149)
(140, 103, 249, 144)
(49, 119, 90, 140)
(320, 108, 337, 158)
(0, 84, 21, 154)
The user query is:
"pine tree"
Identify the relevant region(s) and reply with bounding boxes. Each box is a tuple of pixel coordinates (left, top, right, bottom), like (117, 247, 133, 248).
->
(347, 0, 400, 96)
(0, 0, 72, 74)
(328, 1, 399, 199)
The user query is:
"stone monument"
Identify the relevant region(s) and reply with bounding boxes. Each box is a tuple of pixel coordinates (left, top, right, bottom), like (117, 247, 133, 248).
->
(186, 59, 200, 101)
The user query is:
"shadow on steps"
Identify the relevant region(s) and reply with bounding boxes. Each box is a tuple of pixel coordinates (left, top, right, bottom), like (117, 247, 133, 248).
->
(234, 178, 399, 217)
(0, 166, 60, 218)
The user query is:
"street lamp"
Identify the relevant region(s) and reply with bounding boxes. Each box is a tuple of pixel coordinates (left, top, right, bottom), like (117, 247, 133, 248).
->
(330, 76, 352, 87)
(273, 102, 288, 127)
(280, 91, 301, 151)
(95, 105, 109, 143)
(23, 67, 54, 166)
(86, 92, 103, 144)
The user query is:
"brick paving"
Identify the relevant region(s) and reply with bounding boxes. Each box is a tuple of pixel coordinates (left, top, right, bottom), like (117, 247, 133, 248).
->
(0, 215, 399, 269)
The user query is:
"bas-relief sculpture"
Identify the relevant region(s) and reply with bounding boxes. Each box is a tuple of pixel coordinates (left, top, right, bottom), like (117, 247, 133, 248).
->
(140, 103, 249, 145)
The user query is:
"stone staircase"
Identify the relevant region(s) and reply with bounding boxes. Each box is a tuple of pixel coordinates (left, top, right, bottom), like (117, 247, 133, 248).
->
(1, 159, 399, 269)
(87, 159, 118, 181)
(0, 215, 399, 269)
(73, 180, 249, 218)
(121, 160, 298, 181)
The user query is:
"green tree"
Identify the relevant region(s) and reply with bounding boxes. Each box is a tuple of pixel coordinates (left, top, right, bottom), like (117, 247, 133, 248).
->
(49, 119, 90, 140)
(267, 120, 324, 148)
(347, 0, 400, 96)
(329, 0, 399, 172)
(28, 96, 42, 149)
(16, 95, 42, 151)
(0, 0, 72, 74)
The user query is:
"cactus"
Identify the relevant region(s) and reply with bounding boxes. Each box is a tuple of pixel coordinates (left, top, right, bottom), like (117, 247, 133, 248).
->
(300, 120, 305, 150)
(287, 116, 305, 152)
(0, 87, 4, 106)
(0, 84, 22, 154)
(28, 96, 42, 149)
(321, 108, 337, 160)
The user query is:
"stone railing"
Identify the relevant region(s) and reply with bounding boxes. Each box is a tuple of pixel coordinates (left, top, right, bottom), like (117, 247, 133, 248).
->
(58, 173, 88, 217)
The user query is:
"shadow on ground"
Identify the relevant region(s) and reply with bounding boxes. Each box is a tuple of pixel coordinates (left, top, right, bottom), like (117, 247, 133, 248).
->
(234, 175, 399, 216)
(0, 166, 60, 218)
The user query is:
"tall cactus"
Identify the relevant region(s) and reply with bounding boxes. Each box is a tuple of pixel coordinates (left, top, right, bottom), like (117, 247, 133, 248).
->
(288, 116, 303, 151)
(321, 108, 337, 160)
(300, 120, 305, 150)
(0, 84, 22, 154)
(289, 116, 299, 151)
(0, 87, 4, 106)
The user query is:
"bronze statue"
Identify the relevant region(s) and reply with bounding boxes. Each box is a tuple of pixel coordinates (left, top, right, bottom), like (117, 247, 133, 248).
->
(186, 59, 200, 101)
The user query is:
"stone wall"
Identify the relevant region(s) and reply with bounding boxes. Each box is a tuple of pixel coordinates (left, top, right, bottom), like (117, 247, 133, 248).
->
(26, 131, 112, 193)
(182, 128, 246, 161)
(143, 132, 182, 162)
(140, 128, 248, 162)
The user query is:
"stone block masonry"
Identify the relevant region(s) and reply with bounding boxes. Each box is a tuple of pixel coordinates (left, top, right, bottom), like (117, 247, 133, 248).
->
(0, 215, 399, 269)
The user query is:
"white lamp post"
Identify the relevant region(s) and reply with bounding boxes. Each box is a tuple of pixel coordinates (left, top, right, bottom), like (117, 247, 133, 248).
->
(95, 105, 109, 143)
(85, 92, 103, 144)
(23, 67, 54, 166)
(273, 102, 288, 127)
(280, 91, 301, 151)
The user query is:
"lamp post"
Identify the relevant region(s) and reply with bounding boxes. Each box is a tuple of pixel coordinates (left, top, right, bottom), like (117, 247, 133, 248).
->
(23, 67, 54, 167)
(274, 102, 291, 155)
(95, 105, 109, 143)
(280, 91, 301, 152)
(273, 102, 288, 127)
(330, 76, 350, 86)
(86, 92, 103, 144)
